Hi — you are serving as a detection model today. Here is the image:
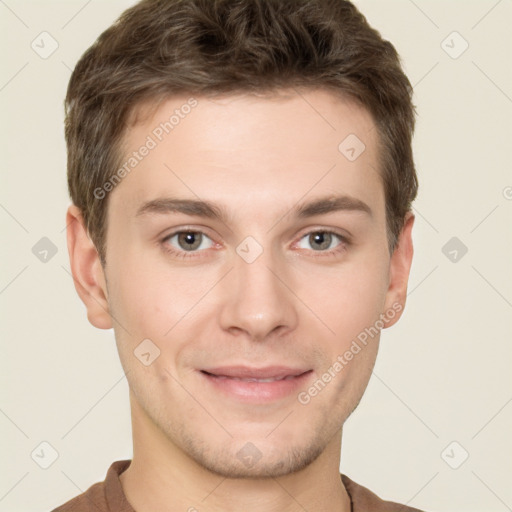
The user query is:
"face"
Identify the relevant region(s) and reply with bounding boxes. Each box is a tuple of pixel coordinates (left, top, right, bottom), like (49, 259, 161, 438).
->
(69, 89, 413, 478)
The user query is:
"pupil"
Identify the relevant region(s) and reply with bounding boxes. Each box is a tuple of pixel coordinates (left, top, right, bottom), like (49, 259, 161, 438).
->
(311, 232, 331, 250)
(179, 232, 201, 250)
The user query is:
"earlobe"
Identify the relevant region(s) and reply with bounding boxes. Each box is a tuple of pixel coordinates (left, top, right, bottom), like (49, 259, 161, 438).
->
(382, 211, 415, 329)
(66, 205, 112, 330)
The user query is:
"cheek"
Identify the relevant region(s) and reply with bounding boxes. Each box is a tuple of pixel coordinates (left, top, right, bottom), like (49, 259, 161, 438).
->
(108, 255, 197, 334)
(302, 257, 389, 344)
(107, 257, 220, 377)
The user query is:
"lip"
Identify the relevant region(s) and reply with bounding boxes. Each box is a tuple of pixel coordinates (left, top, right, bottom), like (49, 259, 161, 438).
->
(199, 366, 313, 403)
(201, 365, 309, 379)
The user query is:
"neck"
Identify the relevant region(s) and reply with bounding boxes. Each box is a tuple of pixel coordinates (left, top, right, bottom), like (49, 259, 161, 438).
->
(120, 395, 351, 512)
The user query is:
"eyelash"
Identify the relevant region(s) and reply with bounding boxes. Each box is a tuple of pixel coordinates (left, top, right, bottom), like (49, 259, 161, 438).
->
(160, 228, 350, 260)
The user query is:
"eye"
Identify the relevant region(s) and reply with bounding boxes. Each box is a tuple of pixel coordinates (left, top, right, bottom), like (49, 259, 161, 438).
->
(164, 231, 215, 253)
(296, 231, 346, 253)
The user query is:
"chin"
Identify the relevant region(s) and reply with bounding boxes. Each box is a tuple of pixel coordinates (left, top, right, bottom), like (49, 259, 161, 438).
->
(179, 428, 328, 480)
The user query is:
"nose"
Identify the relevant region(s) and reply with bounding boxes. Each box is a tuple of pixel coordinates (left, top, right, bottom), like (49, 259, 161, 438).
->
(218, 246, 299, 342)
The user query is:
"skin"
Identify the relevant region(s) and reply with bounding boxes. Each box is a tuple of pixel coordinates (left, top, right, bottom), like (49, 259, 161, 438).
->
(67, 88, 414, 512)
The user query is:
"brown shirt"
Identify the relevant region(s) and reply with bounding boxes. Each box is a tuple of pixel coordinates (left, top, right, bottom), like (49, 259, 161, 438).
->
(52, 460, 425, 512)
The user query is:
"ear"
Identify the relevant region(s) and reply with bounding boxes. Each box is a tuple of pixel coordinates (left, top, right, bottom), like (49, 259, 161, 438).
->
(382, 211, 415, 328)
(66, 205, 112, 329)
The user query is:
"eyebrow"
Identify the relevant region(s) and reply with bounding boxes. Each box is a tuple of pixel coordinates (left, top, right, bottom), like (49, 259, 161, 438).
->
(135, 194, 372, 221)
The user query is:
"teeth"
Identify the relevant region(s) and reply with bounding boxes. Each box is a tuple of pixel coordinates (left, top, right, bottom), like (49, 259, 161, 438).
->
(239, 377, 275, 382)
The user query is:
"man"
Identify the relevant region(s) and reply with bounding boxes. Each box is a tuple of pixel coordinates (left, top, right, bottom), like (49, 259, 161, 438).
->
(54, 0, 424, 510)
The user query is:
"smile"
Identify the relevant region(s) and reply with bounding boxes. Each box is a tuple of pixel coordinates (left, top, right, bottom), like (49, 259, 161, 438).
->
(199, 366, 313, 403)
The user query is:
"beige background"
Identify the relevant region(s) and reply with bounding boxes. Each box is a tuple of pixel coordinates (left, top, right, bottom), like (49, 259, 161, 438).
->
(1, 1, 511, 511)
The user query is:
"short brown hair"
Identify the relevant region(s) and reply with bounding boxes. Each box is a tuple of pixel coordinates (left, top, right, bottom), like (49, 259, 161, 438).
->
(65, 0, 417, 263)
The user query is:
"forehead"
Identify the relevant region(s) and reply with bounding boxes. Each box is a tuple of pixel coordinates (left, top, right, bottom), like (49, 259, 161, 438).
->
(110, 89, 383, 221)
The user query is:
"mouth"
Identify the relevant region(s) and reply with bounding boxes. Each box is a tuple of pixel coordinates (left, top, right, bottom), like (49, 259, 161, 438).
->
(198, 366, 313, 403)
